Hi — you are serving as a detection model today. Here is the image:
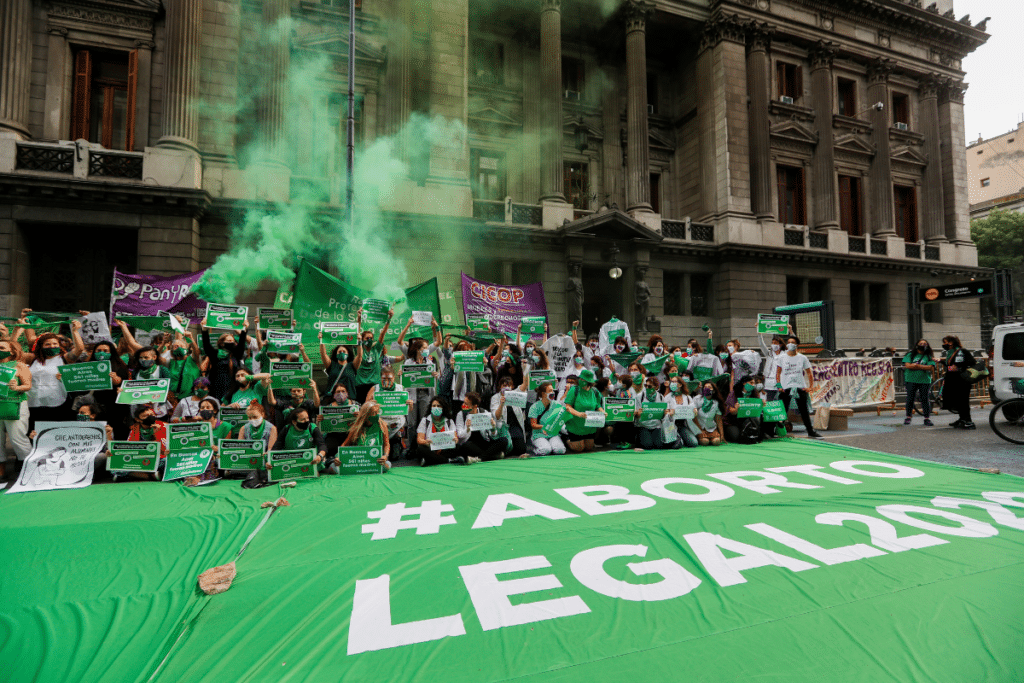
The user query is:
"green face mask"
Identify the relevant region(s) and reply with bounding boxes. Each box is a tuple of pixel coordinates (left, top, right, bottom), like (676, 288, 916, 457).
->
(172, 347, 188, 359)
(94, 351, 111, 361)
(43, 347, 61, 357)
(632, 373, 643, 384)
(76, 414, 92, 422)
(646, 388, 656, 399)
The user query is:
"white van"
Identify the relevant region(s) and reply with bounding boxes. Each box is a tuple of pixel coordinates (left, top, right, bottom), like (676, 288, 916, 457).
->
(991, 323, 1024, 402)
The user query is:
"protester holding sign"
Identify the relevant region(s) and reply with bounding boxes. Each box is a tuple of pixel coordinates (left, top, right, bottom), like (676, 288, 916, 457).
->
(365, 366, 411, 458)
(941, 334, 977, 430)
(268, 381, 319, 430)
(225, 368, 270, 409)
(635, 373, 672, 450)
(201, 317, 249, 401)
(758, 334, 786, 401)
(665, 379, 699, 448)
(902, 340, 937, 427)
(640, 335, 671, 385)
(403, 337, 440, 449)
(0, 340, 32, 477)
(319, 329, 357, 401)
(416, 397, 462, 466)
(26, 332, 73, 431)
(527, 382, 566, 456)
(726, 340, 761, 387)
(171, 377, 209, 422)
(561, 369, 604, 453)
(353, 306, 394, 403)
(78, 340, 131, 438)
(491, 375, 529, 458)
(274, 407, 327, 470)
(165, 331, 202, 401)
(775, 335, 823, 439)
(123, 405, 168, 479)
(724, 377, 765, 445)
(455, 392, 503, 463)
(340, 403, 390, 471)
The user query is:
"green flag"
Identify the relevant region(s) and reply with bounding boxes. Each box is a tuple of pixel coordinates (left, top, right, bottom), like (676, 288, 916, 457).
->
(641, 354, 669, 375)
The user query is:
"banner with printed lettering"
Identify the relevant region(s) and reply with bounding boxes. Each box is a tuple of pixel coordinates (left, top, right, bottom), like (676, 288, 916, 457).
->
(109, 269, 209, 324)
(461, 273, 547, 339)
(6, 421, 107, 494)
(809, 358, 896, 408)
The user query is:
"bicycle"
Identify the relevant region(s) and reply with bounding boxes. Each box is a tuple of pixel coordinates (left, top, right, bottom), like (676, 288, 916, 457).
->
(989, 379, 1024, 445)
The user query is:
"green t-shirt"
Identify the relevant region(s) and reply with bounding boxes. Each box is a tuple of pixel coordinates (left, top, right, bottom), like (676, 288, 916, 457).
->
(212, 421, 233, 442)
(227, 381, 267, 407)
(166, 357, 201, 396)
(902, 352, 936, 385)
(355, 341, 385, 386)
(358, 419, 384, 447)
(284, 424, 317, 450)
(563, 385, 601, 435)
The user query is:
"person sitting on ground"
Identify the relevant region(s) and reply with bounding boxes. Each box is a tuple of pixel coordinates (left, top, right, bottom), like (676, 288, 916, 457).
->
(635, 372, 672, 450)
(416, 396, 463, 466)
(693, 381, 725, 446)
(276, 406, 329, 472)
(528, 381, 566, 456)
(455, 391, 503, 463)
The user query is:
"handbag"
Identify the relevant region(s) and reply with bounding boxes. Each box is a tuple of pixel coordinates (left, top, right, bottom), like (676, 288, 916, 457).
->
(960, 367, 989, 385)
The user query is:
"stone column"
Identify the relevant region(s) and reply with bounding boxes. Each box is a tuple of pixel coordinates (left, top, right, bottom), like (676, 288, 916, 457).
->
(809, 41, 838, 230)
(938, 80, 971, 244)
(624, 0, 655, 214)
(539, 0, 565, 203)
(0, 0, 32, 138)
(257, 0, 290, 164)
(746, 22, 773, 220)
(866, 58, 895, 235)
(384, 0, 413, 145)
(918, 75, 945, 242)
(157, 0, 203, 151)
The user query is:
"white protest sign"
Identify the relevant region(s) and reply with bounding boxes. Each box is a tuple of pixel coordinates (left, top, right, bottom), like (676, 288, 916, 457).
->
(6, 421, 107, 494)
(467, 414, 493, 432)
(584, 411, 606, 428)
(412, 311, 433, 327)
(673, 405, 696, 420)
(430, 431, 457, 450)
(79, 312, 111, 345)
(504, 390, 528, 410)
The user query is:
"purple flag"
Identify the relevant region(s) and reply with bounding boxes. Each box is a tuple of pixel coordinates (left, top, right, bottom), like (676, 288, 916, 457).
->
(109, 269, 209, 323)
(461, 273, 548, 338)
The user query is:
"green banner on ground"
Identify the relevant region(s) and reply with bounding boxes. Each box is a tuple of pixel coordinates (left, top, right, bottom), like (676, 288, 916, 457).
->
(3, 441, 1024, 683)
(106, 441, 160, 472)
(59, 362, 112, 392)
(337, 446, 384, 475)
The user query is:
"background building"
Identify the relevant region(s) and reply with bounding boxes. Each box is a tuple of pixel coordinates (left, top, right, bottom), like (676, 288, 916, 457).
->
(967, 119, 1024, 220)
(0, 0, 990, 349)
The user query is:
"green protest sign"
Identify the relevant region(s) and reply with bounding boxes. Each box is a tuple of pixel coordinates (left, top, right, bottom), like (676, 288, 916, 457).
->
(608, 353, 642, 369)
(118, 316, 172, 332)
(401, 363, 435, 389)
(60, 362, 113, 392)
(257, 308, 294, 331)
(217, 439, 264, 471)
(116, 379, 170, 405)
(205, 303, 247, 330)
(266, 331, 302, 354)
(267, 448, 317, 482)
(452, 350, 485, 373)
(762, 399, 787, 422)
(337, 445, 384, 475)
(520, 316, 546, 335)
(319, 321, 359, 345)
(603, 396, 635, 422)
(219, 407, 248, 429)
(361, 299, 391, 323)
(107, 441, 160, 473)
(639, 402, 668, 422)
(0, 363, 17, 400)
(467, 317, 491, 332)
(320, 404, 357, 433)
(539, 401, 568, 436)
(167, 421, 213, 451)
(375, 390, 409, 417)
(736, 397, 763, 419)
(271, 361, 312, 390)
(758, 313, 789, 335)
(692, 366, 713, 382)
(163, 448, 214, 481)
(642, 354, 669, 375)
(528, 369, 558, 391)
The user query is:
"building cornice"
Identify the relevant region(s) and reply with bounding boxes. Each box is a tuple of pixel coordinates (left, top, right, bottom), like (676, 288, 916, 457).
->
(0, 174, 210, 219)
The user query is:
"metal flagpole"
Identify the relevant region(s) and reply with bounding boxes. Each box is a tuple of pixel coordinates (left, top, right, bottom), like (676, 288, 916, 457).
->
(345, 0, 356, 227)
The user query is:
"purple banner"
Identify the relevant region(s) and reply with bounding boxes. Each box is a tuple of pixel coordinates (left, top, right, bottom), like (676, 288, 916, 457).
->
(461, 273, 547, 338)
(109, 269, 209, 323)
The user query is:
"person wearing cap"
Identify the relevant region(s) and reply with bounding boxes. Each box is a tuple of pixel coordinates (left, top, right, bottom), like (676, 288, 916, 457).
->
(561, 368, 604, 453)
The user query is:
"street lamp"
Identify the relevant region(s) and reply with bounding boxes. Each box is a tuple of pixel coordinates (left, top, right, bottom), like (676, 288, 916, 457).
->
(607, 245, 622, 279)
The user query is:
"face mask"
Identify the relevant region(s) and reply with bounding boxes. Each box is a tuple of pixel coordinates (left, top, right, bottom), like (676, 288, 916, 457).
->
(727, 345, 735, 353)
(139, 358, 155, 368)
(655, 346, 664, 355)
(172, 347, 187, 359)
(632, 373, 643, 384)
(431, 406, 443, 417)
(702, 387, 713, 398)
(646, 388, 656, 399)
(199, 409, 215, 420)
(525, 346, 534, 355)
(502, 351, 511, 359)
(335, 393, 347, 403)
(94, 351, 111, 361)
(615, 345, 624, 352)
(338, 351, 348, 360)
(573, 357, 583, 366)
(546, 392, 555, 401)
(141, 415, 156, 427)
(772, 344, 781, 353)
(755, 383, 764, 391)
(296, 421, 310, 430)
(941, 343, 951, 350)
(787, 343, 798, 352)
(195, 389, 208, 398)
(589, 342, 598, 350)
(744, 386, 755, 396)
(381, 379, 394, 389)
(669, 382, 679, 393)
(631, 345, 639, 352)
(500, 387, 509, 394)
(223, 341, 236, 349)
(461, 406, 472, 415)
(0, 351, 11, 360)
(363, 339, 373, 347)
(44, 347, 61, 357)
(719, 353, 729, 360)
(916, 345, 926, 352)
(77, 413, 92, 421)
(249, 417, 263, 427)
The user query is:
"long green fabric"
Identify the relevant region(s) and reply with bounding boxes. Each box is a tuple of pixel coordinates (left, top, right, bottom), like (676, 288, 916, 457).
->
(2, 440, 1023, 683)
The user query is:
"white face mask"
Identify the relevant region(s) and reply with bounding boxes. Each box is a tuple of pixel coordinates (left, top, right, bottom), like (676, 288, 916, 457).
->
(249, 417, 263, 427)
(787, 343, 798, 352)
(727, 345, 735, 353)
(772, 344, 781, 353)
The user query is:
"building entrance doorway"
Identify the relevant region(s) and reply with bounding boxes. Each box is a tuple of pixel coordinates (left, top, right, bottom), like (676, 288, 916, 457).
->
(581, 267, 624, 338)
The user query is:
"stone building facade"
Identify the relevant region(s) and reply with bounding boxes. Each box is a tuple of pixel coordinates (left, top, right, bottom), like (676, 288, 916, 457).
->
(0, 0, 990, 349)
(967, 120, 1024, 221)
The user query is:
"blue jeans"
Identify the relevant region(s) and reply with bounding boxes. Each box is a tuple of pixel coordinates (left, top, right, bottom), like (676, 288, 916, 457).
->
(905, 381, 931, 418)
(671, 422, 699, 448)
(638, 426, 664, 450)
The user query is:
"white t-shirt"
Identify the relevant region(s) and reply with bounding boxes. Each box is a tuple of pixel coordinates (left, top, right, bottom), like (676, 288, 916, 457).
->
(543, 335, 577, 378)
(730, 349, 761, 380)
(778, 353, 812, 390)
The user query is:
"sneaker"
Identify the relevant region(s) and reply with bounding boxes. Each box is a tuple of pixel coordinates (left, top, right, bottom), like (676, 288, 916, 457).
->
(923, 419, 934, 426)
(467, 456, 482, 464)
(903, 417, 912, 425)
(807, 431, 825, 438)
(419, 458, 427, 467)
(448, 456, 467, 465)
(949, 420, 964, 429)
(962, 421, 977, 430)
